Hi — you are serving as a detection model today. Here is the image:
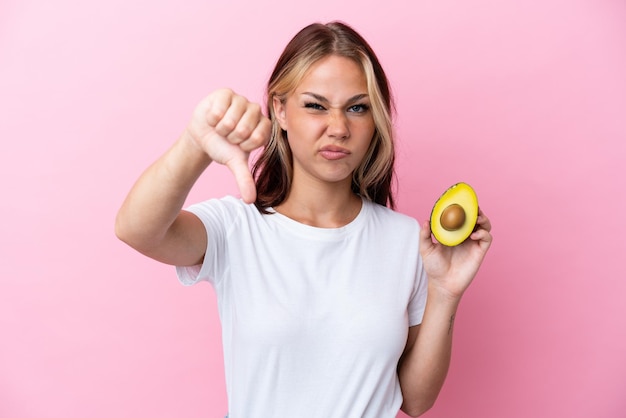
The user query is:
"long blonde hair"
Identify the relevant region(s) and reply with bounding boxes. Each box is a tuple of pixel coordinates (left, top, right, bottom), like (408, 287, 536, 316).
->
(253, 21, 396, 211)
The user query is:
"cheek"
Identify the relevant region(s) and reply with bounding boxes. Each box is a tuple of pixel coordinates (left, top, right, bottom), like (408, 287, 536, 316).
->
(355, 120, 375, 144)
(289, 114, 326, 138)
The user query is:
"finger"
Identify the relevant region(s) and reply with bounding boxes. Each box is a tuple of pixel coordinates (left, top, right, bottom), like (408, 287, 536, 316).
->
(226, 103, 265, 147)
(469, 227, 493, 252)
(476, 207, 492, 232)
(225, 154, 257, 204)
(419, 221, 436, 255)
(239, 115, 271, 152)
(214, 94, 248, 139)
(202, 89, 234, 127)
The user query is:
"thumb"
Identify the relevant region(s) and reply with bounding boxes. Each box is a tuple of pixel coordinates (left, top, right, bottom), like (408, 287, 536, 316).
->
(225, 153, 257, 204)
(419, 220, 435, 255)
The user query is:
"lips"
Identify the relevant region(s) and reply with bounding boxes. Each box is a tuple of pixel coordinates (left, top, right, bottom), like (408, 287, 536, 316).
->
(319, 145, 350, 160)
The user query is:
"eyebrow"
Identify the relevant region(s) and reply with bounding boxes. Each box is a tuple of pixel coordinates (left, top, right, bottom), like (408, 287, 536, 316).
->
(301, 92, 370, 105)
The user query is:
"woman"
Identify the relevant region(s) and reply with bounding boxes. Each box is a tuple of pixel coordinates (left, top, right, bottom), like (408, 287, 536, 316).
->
(116, 21, 492, 418)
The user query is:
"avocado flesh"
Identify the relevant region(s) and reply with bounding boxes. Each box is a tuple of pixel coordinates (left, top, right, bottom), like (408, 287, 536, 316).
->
(430, 182, 478, 246)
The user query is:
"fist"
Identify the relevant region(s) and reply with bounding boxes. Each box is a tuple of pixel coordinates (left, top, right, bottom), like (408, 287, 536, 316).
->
(186, 89, 271, 203)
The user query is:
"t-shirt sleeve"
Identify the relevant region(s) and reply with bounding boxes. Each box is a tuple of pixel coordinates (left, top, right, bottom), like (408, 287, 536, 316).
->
(407, 236, 429, 327)
(175, 197, 235, 286)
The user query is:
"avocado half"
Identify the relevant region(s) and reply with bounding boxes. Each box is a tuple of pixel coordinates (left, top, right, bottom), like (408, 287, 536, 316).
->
(430, 182, 479, 246)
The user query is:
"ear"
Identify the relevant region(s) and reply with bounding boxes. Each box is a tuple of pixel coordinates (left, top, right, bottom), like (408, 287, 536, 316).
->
(273, 96, 288, 131)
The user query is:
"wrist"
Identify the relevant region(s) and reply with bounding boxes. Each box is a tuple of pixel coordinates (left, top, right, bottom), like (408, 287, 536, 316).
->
(427, 282, 463, 307)
(178, 129, 212, 167)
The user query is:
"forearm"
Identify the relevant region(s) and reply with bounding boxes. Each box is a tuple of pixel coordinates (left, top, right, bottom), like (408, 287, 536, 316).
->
(399, 285, 462, 416)
(115, 131, 211, 251)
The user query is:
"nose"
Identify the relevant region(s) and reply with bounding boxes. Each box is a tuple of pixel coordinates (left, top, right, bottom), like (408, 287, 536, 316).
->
(326, 109, 350, 140)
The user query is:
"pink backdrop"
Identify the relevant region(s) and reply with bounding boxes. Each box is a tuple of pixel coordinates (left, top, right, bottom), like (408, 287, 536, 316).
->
(1, 0, 625, 417)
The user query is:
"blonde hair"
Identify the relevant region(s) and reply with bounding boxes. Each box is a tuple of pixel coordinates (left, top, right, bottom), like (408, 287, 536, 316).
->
(253, 21, 396, 211)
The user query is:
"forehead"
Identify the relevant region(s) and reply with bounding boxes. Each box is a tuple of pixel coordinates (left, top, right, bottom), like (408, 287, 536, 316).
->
(295, 55, 368, 96)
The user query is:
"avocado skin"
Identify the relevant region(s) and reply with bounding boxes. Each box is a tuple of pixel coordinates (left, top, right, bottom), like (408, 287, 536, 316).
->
(429, 182, 479, 246)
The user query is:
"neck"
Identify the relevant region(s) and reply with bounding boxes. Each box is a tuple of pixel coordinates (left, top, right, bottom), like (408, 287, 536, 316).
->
(275, 179, 362, 228)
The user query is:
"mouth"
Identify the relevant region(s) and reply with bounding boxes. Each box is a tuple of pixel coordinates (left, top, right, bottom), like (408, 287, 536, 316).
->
(319, 145, 350, 160)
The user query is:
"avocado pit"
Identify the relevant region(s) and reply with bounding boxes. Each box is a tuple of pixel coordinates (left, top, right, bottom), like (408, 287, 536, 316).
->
(440, 203, 466, 231)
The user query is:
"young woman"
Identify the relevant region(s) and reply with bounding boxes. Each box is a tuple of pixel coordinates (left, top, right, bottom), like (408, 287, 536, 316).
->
(116, 21, 492, 418)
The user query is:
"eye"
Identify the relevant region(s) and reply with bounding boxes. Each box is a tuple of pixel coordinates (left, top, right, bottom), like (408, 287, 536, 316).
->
(304, 102, 326, 111)
(348, 104, 370, 113)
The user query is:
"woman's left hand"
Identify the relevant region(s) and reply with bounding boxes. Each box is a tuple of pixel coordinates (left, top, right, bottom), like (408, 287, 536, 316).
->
(419, 208, 493, 299)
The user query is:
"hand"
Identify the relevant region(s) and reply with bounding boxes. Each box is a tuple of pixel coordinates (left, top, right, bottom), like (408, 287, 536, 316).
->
(185, 88, 271, 203)
(419, 208, 493, 299)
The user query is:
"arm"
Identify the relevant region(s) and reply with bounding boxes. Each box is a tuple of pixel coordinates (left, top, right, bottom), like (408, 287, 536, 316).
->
(115, 133, 211, 266)
(398, 210, 492, 417)
(115, 89, 271, 265)
(397, 289, 459, 416)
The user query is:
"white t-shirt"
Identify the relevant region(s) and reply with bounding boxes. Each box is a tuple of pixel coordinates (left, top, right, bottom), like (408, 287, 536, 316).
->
(177, 196, 428, 418)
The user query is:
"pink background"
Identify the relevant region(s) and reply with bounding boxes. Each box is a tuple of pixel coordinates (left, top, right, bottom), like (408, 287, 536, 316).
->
(1, 0, 625, 417)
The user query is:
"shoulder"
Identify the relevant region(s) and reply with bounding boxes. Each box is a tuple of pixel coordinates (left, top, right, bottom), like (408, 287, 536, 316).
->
(364, 200, 420, 231)
(187, 195, 253, 212)
(185, 195, 261, 225)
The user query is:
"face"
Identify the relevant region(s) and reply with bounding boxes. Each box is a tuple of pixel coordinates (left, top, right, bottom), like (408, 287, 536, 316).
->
(273, 55, 375, 189)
